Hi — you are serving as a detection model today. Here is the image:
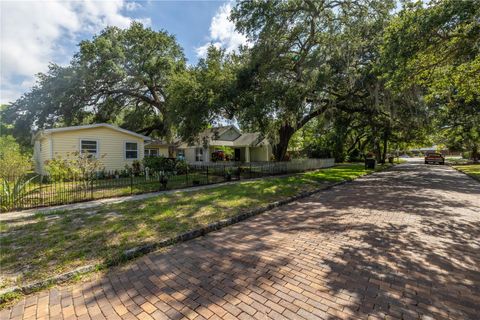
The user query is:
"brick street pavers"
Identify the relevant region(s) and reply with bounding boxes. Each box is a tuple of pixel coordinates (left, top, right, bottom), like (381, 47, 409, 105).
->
(3, 163, 480, 319)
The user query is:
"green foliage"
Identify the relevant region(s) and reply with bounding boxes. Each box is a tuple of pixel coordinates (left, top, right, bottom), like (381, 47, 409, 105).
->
(45, 152, 106, 181)
(143, 156, 188, 174)
(169, 47, 241, 144)
(381, 0, 480, 160)
(0, 175, 38, 211)
(453, 164, 480, 181)
(0, 135, 32, 178)
(44, 158, 77, 181)
(0, 290, 22, 306)
(211, 146, 234, 161)
(4, 23, 186, 145)
(382, 0, 479, 103)
(228, 0, 397, 160)
(2, 1, 475, 161)
(131, 160, 142, 176)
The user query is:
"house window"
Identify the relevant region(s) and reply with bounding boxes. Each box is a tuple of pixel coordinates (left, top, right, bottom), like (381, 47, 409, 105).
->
(145, 148, 158, 157)
(80, 140, 98, 157)
(195, 148, 203, 161)
(125, 142, 138, 159)
(177, 149, 185, 160)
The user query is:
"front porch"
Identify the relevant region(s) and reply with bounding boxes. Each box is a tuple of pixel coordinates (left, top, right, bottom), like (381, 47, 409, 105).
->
(206, 145, 270, 163)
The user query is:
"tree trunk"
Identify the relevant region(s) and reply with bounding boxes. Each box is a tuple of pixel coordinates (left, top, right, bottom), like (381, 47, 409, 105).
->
(272, 124, 295, 161)
(472, 145, 479, 163)
(381, 132, 388, 164)
(374, 139, 382, 163)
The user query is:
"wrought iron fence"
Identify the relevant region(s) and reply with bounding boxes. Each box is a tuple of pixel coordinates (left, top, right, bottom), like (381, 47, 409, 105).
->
(0, 158, 334, 212)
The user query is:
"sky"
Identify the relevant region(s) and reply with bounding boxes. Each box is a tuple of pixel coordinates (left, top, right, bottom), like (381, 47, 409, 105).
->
(0, 0, 248, 104)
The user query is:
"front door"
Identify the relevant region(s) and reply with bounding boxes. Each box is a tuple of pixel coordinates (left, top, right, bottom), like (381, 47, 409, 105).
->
(234, 148, 241, 161)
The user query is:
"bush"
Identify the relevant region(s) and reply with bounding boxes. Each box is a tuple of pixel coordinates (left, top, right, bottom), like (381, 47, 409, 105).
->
(0, 136, 31, 178)
(305, 144, 332, 159)
(44, 158, 77, 181)
(143, 156, 188, 174)
(174, 160, 189, 174)
(45, 151, 105, 181)
(132, 160, 142, 175)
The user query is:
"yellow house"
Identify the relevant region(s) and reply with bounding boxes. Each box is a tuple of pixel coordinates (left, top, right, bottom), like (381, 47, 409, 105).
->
(32, 123, 151, 174)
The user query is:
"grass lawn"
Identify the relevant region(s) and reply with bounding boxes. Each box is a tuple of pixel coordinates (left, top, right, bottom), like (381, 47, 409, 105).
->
(446, 157, 470, 165)
(453, 164, 480, 181)
(0, 163, 392, 291)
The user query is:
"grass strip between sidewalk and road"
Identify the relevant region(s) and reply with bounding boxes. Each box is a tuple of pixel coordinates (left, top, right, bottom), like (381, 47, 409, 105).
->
(452, 164, 480, 181)
(0, 163, 393, 302)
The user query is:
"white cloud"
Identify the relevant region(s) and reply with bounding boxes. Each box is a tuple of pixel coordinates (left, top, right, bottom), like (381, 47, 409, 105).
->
(0, 0, 149, 104)
(126, 1, 141, 11)
(196, 3, 248, 58)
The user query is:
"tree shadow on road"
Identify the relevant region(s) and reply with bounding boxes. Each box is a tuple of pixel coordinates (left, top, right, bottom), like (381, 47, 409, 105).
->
(42, 164, 480, 319)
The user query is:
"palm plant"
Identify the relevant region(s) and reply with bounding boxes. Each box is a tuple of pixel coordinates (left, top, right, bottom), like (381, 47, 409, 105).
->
(0, 175, 39, 212)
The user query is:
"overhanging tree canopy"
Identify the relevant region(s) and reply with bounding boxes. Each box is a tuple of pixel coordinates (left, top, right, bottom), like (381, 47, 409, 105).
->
(227, 0, 396, 160)
(381, 0, 480, 160)
(3, 22, 186, 144)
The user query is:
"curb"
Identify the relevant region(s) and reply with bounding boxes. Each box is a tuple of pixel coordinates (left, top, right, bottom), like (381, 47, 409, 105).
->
(448, 164, 480, 183)
(121, 179, 347, 261)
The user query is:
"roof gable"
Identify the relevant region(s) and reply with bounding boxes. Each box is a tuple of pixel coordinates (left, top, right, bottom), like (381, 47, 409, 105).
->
(33, 123, 151, 142)
(217, 126, 241, 141)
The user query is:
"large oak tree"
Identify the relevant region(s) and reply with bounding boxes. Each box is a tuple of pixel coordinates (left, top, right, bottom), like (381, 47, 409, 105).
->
(3, 22, 185, 144)
(381, 0, 480, 160)
(228, 0, 396, 160)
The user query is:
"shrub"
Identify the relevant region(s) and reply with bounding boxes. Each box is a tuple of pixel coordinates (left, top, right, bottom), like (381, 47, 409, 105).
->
(45, 151, 105, 181)
(0, 135, 31, 178)
(462, 151, 471, 159)
(174, 159, 189, 174)
(305, 145, 332, 159)
(132, 160, 142, 176)
(44, 157, 77, 181)
(144, 156, 172, 172)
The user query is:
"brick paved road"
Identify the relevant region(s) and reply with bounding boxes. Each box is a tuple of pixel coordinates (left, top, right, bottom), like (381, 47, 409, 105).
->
(2, 163, 479, 320)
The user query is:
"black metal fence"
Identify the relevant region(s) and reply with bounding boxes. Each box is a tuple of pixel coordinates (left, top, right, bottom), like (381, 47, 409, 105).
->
(0, 159, 334, 212)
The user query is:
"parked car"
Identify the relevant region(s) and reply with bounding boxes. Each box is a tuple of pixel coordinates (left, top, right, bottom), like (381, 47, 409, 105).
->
(425, 152, 445, 165)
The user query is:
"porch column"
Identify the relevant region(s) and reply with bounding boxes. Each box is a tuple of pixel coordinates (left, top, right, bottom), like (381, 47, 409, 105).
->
(245, 146, 250, 163)
(203, 147, 210, 162)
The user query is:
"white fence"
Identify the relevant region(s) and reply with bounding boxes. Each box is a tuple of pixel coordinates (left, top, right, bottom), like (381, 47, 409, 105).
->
(284, 158, 335, 172)
(189, 158, 335, 172)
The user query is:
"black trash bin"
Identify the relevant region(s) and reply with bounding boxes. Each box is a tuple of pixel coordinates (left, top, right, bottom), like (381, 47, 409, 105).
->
(365, 158, 376, 169)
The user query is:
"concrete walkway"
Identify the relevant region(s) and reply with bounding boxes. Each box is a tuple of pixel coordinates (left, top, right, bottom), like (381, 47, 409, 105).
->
(2, 163, 479, 319)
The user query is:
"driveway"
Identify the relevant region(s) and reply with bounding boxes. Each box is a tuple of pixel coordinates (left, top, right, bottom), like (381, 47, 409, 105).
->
(2, 163, 479, 320)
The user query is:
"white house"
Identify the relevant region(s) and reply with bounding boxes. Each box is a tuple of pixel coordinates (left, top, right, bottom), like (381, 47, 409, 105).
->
(177, 125, 272, 163)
